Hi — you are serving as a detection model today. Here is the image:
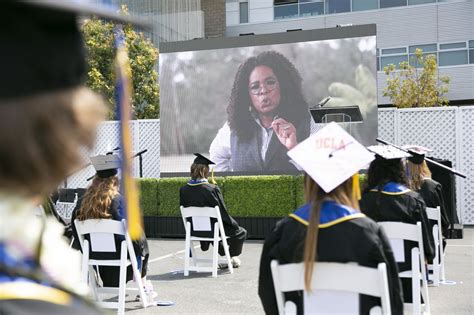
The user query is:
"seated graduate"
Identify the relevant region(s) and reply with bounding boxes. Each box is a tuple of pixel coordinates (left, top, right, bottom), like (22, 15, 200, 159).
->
(71, 154, 155, 296)
(359, 145, 435, 302)
(405, 146, 450, 245)
(258, 123, 403, 315)
(179, 153, 247, 268)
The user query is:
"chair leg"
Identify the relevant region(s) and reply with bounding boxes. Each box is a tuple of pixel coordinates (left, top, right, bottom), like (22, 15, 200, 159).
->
(221, 237, 233, 275)
(184, 222, 191, 276)
(117, 241, 130, 315)
(212, 227, 219, 277)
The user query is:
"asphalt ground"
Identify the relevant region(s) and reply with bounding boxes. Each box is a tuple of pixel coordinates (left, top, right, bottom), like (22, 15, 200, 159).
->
(109, 227, 473, 314)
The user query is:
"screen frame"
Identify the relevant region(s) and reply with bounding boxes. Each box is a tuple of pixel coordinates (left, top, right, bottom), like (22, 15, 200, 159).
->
(159, 24, 377, 177)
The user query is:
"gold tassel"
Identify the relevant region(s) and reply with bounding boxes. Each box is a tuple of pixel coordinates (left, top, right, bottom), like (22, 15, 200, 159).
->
(210, 167, 217, 185)
(352, 173, 361, 201)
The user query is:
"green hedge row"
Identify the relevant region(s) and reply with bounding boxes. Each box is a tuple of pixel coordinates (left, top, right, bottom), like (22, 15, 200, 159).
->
(138, 174, 367, 218)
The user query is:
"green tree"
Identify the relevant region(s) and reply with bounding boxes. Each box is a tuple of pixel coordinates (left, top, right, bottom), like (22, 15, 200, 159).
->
(81, 8, 159, 119)
(383, 48, 450, 108)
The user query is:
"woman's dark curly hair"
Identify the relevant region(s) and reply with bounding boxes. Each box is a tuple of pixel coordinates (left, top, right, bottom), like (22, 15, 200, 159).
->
(365, 157, 409, 192)
(227, 51, 309, 140)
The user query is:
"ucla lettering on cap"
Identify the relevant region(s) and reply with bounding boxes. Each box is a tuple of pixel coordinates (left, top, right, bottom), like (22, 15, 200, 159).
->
(287, 122, 374, 193)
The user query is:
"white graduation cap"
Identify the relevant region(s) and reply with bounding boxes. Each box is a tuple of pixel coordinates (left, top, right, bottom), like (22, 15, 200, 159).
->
(287, 122, 375, 193)
(367, 145, 411, 160)
(90, 154, 121, 178)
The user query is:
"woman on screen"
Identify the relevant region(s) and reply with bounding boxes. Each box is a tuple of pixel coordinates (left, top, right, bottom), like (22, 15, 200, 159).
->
(209, 51, 311, 173)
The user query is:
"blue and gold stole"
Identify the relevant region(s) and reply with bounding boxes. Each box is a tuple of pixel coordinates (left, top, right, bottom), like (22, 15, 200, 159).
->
(289, 200, 365, 228)
(187, 179, 209, 186)
(369, 182, 411, 195)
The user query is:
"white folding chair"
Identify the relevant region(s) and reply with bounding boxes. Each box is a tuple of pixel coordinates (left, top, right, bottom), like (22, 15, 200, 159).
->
(379, 222, 430, 315)
(74, 219, 151, 315)
(425, 206, 445, 285)
(270, 261, 391, 315)
(180, 206, 233, 277)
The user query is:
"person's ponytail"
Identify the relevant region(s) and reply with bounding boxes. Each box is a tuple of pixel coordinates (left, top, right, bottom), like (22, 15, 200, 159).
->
(303, 199, 322, 291)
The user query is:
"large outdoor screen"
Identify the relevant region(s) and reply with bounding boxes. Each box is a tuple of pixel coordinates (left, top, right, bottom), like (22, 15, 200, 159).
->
(160, 25, 377, 175)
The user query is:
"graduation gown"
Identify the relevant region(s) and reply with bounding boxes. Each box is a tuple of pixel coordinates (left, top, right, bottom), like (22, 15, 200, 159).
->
(71, 195, 149, 287)
(258, 201, 403, 315)
(360, 182, 435, 303)
(0, 244, 103, 315)
(179, 180, 247, 257)
(418, 178, 450, 238)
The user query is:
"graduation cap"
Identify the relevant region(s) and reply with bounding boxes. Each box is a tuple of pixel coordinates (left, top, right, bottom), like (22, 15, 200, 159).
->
(367, 145, 411, 161)
(90, 154, 121, 178)
(403, 145, 433, 165)
(287, 122, 374, 193)
(0, 0, 150, 100)
(193, 153, 215, 166)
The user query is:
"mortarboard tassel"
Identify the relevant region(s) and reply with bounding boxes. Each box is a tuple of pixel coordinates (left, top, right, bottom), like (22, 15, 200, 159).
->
(114, 26, 142, 240)
(352, 173, 361, 201)
(210, 167, 217, 185)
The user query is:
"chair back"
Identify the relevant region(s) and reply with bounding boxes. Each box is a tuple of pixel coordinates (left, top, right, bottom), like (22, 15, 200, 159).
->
(378, 222, 424, 264)
(180, 206, 223, 233)
(74, 219, 131, 253)
(271, 261, 391, 314)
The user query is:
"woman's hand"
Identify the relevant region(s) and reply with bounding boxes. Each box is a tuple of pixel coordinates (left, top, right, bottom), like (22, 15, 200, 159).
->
(271, 118, 297, 150)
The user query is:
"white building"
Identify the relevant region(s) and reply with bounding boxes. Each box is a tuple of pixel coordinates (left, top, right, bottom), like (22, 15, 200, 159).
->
(225, 0, 474, 104)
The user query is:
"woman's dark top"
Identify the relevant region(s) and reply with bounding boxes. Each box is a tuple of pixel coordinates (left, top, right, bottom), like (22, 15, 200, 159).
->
(230, 115, 310, 173)
(258, 201, 403, 315)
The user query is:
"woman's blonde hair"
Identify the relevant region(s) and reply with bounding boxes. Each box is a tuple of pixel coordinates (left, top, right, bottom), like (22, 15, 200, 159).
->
(407, 160, 432, 190)
(303, 173, 359, 291)
(0, 87, 106, 197)
(77, 176, 120, 221)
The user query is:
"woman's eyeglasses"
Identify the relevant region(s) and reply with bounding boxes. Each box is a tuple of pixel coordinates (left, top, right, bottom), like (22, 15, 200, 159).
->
(249, 78, 279, 95)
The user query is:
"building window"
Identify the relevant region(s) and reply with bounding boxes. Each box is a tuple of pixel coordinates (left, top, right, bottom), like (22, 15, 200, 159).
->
(380, 0, 407, 9)
(239, 2, 248, 23)
(380, 47, 407, 69)
(274, 0, 298, 19)
(300, 0, 324, 17)
(469, 40, 474, 64)
(352, 0, 378, 11)
(326, 0, 350, 14)
(439, 42, 468, 66)
(408, 0, 435, 4)
(408, 44, 437, 67)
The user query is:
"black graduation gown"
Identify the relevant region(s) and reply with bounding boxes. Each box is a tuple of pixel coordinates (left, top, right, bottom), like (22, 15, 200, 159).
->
(71, 195, 149, 287)
(258, 202, 403, 315)
(360, 182, 435, 303)
(179, 180, 247, 257)
(418, 178, 449, 238)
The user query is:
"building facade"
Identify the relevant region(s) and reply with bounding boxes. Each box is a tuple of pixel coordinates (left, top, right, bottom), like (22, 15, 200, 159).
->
(225, 0, 474, 104)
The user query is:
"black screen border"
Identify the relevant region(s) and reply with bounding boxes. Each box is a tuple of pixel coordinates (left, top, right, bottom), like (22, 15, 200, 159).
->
(160, 24, 376, 53)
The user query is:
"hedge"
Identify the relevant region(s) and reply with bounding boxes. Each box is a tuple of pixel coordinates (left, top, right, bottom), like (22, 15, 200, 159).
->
(138, 175, 304, 217)
(137, 175, 366, 218)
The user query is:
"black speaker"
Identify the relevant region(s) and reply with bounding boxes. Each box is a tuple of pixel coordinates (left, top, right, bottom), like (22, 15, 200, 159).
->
(427, 158, 463, 239)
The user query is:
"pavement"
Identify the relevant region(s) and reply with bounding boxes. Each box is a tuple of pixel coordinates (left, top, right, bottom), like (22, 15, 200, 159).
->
(115, 227, 473, 314)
